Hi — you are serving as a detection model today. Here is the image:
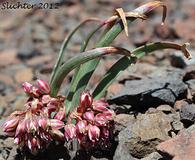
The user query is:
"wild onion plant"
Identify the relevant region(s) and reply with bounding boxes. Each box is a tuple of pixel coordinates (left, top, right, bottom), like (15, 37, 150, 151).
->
(3, 1, 191, 154)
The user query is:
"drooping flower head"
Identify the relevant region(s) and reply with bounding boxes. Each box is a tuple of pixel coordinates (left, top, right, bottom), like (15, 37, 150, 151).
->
(65, 91, 115, 149)
(3, 79, 65, 154)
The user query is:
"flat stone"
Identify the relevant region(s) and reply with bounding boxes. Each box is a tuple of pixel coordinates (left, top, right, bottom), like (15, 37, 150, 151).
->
(114, 114, 136, 133)
(0, 49, 19, 68)
(115, 112, 172, 158)
(171, 121, 184, 131)
(26, 54, 53, 67)
(174, 100, 189, 111)
(157, 131, 195, 160)
(140, 152, 162, 160)
(110, 68, 187, 111)
(180, 103, 195, 123)
(186, 79, 195, 101)
(156, 105, 173, 113)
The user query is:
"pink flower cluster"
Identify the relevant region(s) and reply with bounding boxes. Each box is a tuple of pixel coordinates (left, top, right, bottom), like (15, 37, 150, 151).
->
(3, 80, 65, 154)
(3, 80, 115, 154)
(64, 91, 115, 148)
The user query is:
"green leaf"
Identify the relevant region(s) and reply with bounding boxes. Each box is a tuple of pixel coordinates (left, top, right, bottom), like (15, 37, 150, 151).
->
(93, 42, 191, 99)
(49, 18, 101, 85)
(66, 24, 104, 110)
(50, 47, 131, 97)
(67, 1, 167, 110)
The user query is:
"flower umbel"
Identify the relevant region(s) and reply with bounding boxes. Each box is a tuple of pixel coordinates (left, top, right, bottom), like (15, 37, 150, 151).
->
(3, 79, 65, 154)
(65, 91, 115, 149)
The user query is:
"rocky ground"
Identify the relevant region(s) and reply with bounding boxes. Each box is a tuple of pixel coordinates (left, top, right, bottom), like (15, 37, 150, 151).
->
(0, 0, 195, 160)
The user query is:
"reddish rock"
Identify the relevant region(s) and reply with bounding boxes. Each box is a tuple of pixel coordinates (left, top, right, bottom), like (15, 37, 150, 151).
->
(0, 74, 14, 86)
(26, 55, 53, 67)
(157, 131, 195, 160)
(14, 68, 33, 83)
(174, 100, 189, 111)
(0, 49, 19, 68)
(174, 19, 195, 41)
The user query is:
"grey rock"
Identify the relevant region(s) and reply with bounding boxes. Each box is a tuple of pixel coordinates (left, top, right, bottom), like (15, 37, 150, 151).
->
(180, 103, 195, 123)
(186, 79, 195, 101)
(113, 143, 137, 160)
(156, 105, 173, 113)
(0, 81, 5, 93)
(114, 112, 172, 158)
(114, 114, 136, 133)
(183, 65, 195, 81)
(171, 121, 184, 131)
(91, 157, 109, 160)
(186, 124, 195, 133)
(140, 152, 162, 160)
(109, 68, 187, 111)
(17, 45, 41, 60)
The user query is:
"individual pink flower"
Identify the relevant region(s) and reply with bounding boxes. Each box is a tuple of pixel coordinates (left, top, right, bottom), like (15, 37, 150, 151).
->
(75, 120, 87, 134)
(83, 111, 94, 122)
(38, 117, 48, 130)
(88, 125, 100, 142)
(49, 119, 64, 129)
(3, 117, 19, 133)
(22, 82, 32, 95)
(54, 108, 66, 121)
(94, 113, 107, 126)
(64, 124, 76, 141)
(37, 79, 50, 94)
(92, 99, 109, 112)
(79, 91, 93, 109)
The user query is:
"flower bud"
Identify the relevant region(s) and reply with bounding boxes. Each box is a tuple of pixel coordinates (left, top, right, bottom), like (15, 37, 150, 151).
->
(76, 120, 87, 134)
(3, 117, 19, 133)
(22, 82, 32, 95)
(49, 119, 64, 129)
(64, 124, 76, 141)
(83, 111, 94, 122)
(15, 120, 25, 137)
(54, 108, 66, 121)
(92, 100, 109, 112)
(79, 91, 93, 109)
(37, 79, 50, 94)
(88, 125, 100, 142)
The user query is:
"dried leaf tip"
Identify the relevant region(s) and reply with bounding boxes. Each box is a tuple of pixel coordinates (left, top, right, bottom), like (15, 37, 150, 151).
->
(181, 43, 192, 60)
(140, 1, 167, 26)
(115, 8, 128, 37)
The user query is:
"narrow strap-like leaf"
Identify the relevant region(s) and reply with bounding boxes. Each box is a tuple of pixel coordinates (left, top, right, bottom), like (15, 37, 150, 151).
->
(49, 18, 101, 85)
(66, 24, 104, 109)
(93, 42, 191, 99)
(67, 1, 167, 109)
(50, 47, 131, 97)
